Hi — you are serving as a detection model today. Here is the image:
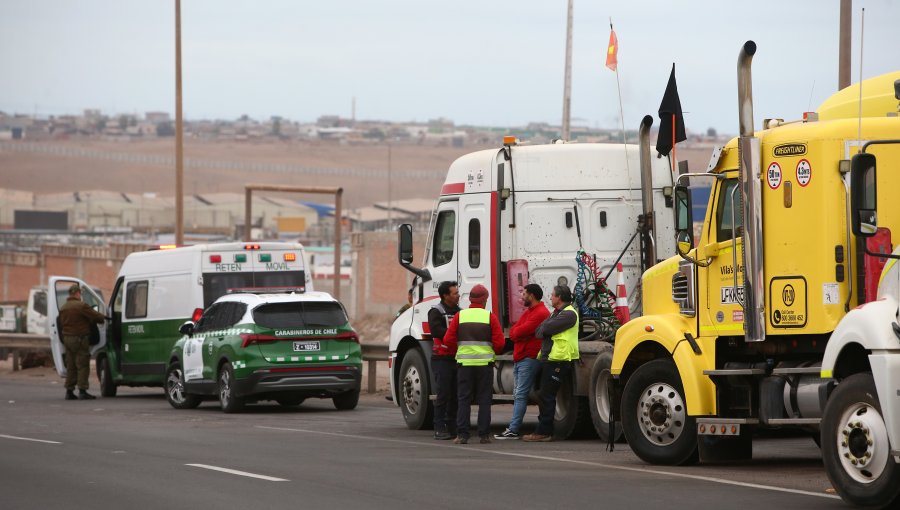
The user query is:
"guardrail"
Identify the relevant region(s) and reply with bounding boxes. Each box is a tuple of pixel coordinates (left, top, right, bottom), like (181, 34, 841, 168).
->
(360, 342, 389, 394)
(1, 334, 390, 394)
(0, 333, 51, 371)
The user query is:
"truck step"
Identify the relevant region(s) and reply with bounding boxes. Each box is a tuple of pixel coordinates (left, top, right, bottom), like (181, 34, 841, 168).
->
(765, 418, 821, 425)
(703, 369, 766, 376)
(770, 367, 823, 375)
(697, 417, 759, 425)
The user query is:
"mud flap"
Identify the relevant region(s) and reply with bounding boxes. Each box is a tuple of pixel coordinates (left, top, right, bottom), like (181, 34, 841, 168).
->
(698, 428, 753, 463)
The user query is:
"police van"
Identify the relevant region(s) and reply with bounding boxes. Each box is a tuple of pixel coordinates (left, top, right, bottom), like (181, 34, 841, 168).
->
(48, 242, 313, 397)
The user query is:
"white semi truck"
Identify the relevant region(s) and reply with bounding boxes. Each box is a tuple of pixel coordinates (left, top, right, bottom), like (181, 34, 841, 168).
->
(820, 159, 900, 507)
(389, 130, 676, 440)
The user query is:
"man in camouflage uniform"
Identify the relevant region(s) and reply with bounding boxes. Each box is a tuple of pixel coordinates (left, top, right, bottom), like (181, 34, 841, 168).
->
(60, 284, 105, 400)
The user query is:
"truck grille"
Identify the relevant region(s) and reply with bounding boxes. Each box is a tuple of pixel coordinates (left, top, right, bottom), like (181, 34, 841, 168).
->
(672, 261, 696, 316)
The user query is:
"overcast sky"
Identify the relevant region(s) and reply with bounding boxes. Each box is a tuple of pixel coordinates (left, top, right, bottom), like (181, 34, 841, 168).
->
(1, 0, 897, 135)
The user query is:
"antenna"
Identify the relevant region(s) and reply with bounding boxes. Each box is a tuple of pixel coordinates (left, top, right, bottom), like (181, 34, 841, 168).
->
(857, 7, 864, 152)
(807, 80, 816, 112)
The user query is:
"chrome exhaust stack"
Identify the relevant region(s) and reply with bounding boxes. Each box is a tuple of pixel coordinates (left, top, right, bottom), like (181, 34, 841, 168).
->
(737, 40, 766, 343)
(638, 115, 657, 270)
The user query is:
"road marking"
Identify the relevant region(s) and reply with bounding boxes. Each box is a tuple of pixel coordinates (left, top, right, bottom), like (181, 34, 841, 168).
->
(0, 434, 61, 445)
(185, 463, 288, 482)
(256, 425, 839, 500)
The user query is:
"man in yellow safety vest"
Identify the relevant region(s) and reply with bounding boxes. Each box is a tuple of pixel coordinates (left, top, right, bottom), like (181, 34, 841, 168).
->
(523, 284, 579, 442)
(443, 284, 505, 444)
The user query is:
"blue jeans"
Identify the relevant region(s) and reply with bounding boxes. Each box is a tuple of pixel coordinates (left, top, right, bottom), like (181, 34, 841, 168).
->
(508, 357, 540, 434)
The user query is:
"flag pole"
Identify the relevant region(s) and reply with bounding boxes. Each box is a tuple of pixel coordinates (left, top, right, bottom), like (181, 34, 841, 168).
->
(671, 115, 677, 176)
(611, 18, 631, 191)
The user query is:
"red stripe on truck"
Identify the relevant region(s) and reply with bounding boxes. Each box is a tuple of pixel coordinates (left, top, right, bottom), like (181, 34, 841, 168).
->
(441, 183, 465, 195)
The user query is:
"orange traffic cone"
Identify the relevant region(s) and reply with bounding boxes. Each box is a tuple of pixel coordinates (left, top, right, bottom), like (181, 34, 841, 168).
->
(614, 263, 630, 324)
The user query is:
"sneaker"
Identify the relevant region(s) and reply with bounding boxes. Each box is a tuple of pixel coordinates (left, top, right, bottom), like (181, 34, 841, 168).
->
(65, 390, 77, 401)
(479, 436, 492, 444)
(522, 433, 553, 442)
(452, 436, 468, 444)
(493, 428, 521, 440)
(78, 390, 97, 400)
(433, 431, 452, 440)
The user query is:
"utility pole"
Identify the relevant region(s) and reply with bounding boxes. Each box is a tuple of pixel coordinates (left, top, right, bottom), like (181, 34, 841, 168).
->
(174, 0, 184, 246)
(387, 143, 393, 229)
(561, 0, 573, 141)
(838, 0, 852, 90)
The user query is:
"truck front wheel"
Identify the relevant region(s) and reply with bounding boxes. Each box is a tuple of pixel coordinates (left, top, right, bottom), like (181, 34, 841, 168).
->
(821, 372, 900, 508)
(399, 349, 433, 430)
(622, 359, 697, 465)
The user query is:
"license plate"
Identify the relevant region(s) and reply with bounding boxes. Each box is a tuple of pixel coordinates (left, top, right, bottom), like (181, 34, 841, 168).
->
(293, 341, 320, 352)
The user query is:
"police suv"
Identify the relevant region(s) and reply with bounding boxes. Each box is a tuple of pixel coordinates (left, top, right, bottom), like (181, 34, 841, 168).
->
(166, 290, 362, 412)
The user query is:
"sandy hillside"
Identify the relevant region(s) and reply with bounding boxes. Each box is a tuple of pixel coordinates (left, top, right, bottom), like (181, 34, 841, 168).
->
(1, 139, 713, 209)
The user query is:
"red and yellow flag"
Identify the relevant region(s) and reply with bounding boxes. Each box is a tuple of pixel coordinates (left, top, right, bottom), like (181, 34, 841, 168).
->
(605, 29, 618, 71)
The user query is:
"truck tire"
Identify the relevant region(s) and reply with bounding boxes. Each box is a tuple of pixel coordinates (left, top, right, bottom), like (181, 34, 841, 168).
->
(821, 372, 900, 508)
(333, 386, 361, 410)
(98, 356, 118, 398)
(622, 359, 698, 465)
(218, 362, 244, 413)
(589, 344, 623, 442)
(398, 349, 433, 430)
(553, 370, 596, 440)
(166, 362, 201, 409)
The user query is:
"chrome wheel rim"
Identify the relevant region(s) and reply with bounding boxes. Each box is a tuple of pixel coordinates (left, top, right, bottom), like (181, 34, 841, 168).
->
(637, 382, 686, 446)
(836, 401, 890, 484)
(402, 365, 422, 415)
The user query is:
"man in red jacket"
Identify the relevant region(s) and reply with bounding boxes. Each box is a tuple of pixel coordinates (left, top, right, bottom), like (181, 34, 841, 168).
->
(494, 284, 549, 439)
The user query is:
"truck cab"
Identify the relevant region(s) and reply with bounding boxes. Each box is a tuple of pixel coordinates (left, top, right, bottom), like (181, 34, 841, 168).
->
(611, 41, 900, 468)
(390, 136, 676, 438)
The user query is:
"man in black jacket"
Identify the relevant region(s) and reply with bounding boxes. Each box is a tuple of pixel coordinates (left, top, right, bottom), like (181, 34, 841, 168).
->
(428, 281, 461, 440)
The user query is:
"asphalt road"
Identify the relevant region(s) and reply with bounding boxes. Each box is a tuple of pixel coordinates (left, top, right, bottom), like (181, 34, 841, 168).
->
(0, 376, 846, 510)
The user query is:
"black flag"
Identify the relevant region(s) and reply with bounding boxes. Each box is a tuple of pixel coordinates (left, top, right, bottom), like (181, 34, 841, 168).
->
(656, 64, 687, 157)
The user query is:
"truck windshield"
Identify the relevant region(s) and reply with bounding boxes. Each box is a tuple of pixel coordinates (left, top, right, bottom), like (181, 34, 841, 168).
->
(252, 302, 347, 329)
(202, 271, 305, 308)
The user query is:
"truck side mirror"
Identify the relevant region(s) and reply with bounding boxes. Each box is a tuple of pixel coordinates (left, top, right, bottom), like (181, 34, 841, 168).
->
(674, 185, 694, 250)
(179, 321, 195, 338)
(398, 223, 414, 265)
(396, 224, 431, 281)
(850, 153, 877, 237)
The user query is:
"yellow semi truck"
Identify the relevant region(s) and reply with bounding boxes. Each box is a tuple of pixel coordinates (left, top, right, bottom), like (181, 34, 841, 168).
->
(610, 39, 900, 476)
